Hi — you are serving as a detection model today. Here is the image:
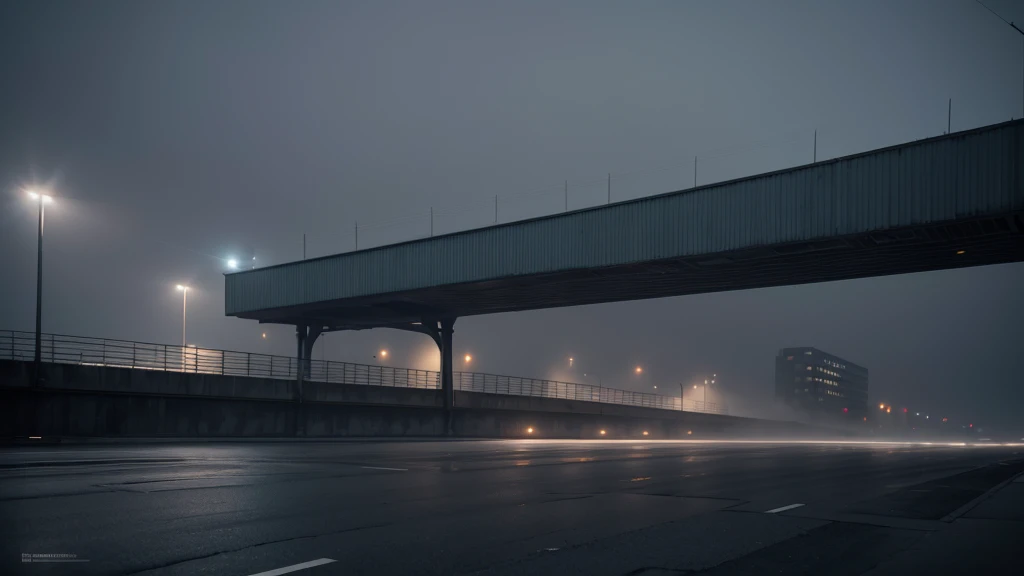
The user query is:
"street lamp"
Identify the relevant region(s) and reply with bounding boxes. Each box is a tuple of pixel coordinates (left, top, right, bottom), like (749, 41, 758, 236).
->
(227, 258, 238, 270)
(175, 285, 190, 349)
(464, 354, 472, 364)
(27, 190, 53, 385)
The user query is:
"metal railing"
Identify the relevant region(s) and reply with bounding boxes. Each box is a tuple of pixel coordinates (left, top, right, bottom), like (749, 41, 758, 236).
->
(1, 330, 725, 414)
(452, 372, 725, 414)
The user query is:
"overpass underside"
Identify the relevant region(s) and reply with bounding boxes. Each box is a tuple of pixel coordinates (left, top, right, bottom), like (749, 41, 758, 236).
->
(241, 213, 1022, 329)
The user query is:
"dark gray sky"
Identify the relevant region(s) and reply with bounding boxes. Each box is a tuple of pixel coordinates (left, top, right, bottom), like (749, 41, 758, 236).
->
(2, 0, 1022, 429)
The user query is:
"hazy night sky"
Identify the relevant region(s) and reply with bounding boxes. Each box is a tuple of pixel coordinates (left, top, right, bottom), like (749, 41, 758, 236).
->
(1, 0, 1022, 429)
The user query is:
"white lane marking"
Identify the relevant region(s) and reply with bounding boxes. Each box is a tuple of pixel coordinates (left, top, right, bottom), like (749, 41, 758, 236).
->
(765, 503, 805, 514)
(361, 466, 408, 471)
(248, 558, 336, 576)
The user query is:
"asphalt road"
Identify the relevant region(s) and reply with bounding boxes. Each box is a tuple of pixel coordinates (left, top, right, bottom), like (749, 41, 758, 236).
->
(2, 439, 1023, 575)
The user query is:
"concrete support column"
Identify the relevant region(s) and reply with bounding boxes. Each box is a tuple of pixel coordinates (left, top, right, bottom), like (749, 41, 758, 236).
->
(295, 325, 307, 402)
(439, 318, 456, 435)
(302, 325, 323, 382)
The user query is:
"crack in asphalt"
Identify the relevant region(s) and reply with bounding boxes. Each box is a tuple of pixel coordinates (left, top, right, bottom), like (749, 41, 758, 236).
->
(124, 522, 391, 575)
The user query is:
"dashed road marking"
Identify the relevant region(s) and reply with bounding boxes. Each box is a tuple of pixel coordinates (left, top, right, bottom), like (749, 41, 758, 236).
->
(765, 503, 804, 514)
(248, 558, 336, 576)
(361, 466, 408, 471)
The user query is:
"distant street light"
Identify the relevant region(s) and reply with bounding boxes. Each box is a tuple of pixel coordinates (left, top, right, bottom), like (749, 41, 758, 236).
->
(635, 366, 643, 374)
(27, 190, 53, 386)
(227, 258, 238, 270)
(175, 285, 190, 349)
(568, 357, 574, 367)
(464, 354, 472, 364)
(261, 332, 267, 339)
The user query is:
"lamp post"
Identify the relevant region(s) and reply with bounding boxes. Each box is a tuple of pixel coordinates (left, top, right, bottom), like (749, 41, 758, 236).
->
(28, 191, 53, 386)
(175, 285, 189, 348)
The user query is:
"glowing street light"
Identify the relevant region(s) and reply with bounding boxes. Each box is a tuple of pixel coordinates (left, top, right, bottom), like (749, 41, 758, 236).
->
(261, 332, 267, 339)
(635, 366, 643, 374)
(464, 354, 472, 363)
(227, 258, 239, 270)
(380, 349, 388, 358)
(526, 427, 534, 434)
(569, 357, 574, 367)
(26, 190, 54, 384)
(175, 285, 190, 349)
(879, 403, 886, 410)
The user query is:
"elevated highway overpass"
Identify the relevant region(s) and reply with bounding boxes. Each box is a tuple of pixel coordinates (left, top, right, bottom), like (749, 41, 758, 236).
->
(225, 120, 1024, 427)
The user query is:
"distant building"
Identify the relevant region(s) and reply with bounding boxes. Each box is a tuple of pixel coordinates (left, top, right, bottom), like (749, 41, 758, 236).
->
(775, 347, 868, 420)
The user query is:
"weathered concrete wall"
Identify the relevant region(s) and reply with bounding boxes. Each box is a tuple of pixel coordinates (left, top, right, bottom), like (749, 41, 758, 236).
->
(305, 380, 442, 408)
(2, 360, 841, 440)
(0, 360, 294, 400)
(0, 360, 443, 407)
(453, 391, 842, 439)
(4, 388, 296, 437)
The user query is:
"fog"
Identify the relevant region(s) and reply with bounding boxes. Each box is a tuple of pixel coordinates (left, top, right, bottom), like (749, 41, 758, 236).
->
(1, 0, 1022, 430)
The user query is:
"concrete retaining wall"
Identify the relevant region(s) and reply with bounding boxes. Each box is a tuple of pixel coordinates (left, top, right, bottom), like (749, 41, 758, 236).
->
(1, 360, 840, 440)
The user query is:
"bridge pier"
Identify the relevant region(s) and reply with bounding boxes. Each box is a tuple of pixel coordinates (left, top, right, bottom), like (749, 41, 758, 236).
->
(439, 318, 455, 435)
(295, 325, 306, 402)
(394, 318, 457, 435)
(294, 325, 324, 403)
